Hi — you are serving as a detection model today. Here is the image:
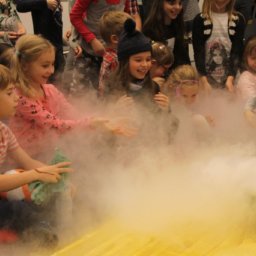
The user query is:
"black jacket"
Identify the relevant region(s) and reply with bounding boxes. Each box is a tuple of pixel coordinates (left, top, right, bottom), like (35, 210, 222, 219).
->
(192, 12, 245, 77)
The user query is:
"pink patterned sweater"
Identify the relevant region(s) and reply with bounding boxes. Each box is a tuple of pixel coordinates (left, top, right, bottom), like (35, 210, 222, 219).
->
(9, 84, 90, 157)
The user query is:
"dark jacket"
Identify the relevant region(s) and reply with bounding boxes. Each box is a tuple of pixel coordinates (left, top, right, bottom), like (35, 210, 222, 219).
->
(16, 0, 64, 71)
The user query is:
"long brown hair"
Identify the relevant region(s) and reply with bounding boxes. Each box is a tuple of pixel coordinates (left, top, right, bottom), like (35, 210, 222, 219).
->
(106, 57, 154, 98)
(143, 0, 185, 43)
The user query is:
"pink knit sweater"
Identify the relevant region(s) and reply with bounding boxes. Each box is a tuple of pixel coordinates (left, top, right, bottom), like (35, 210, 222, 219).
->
(9, 84, 90, 157)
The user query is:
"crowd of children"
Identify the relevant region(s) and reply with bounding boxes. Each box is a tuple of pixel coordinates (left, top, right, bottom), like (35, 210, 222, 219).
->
(0, 0, 256, 250)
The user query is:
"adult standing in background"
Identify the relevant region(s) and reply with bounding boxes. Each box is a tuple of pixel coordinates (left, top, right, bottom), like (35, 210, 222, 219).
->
(15, 0, 64, 82)
(234, 0, 254, 23)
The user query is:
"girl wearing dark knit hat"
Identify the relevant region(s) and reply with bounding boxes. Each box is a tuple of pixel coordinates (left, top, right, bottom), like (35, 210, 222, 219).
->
(106, 18, 170, 112)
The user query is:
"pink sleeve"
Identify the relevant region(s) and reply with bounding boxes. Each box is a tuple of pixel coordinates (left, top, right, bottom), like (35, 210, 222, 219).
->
(70, 0, 95, 43)
(49, 85, 80, 119)
(16, 96, 91, 134)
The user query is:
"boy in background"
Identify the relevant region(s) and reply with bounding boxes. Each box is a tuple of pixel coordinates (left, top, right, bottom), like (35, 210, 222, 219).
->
(98, 10, 131, 97)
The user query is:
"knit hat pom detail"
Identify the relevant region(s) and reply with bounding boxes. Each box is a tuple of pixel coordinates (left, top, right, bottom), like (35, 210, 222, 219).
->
(124, 18, 136, 35)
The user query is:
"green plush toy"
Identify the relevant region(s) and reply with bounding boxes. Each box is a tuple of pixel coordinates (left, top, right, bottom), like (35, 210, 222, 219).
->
(29, 148, 70, 205)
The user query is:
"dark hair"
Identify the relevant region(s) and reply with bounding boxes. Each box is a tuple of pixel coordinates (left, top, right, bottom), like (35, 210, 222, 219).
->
(208, 43, 229, 73)
(143, 0, 185, 43)
(106, 57, 154, 98)
(242, 36, 256, 72)
(0, 64, 12, 90)
(152, 41, 174, 66)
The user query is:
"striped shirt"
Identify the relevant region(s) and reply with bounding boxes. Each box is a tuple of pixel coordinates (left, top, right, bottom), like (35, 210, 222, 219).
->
(0, 121, 19, 167)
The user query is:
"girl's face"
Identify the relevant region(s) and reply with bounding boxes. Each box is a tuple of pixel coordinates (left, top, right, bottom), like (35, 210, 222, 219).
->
(163, 0, 182, 24)
(150, 60, 171, 78)
(179, 83, 199, 105)
(248, 55, 256, 73)
(212, 49, 223, 65)
(24, 48, 55, 87)
(0, 83, 18, 118)
(212, 0, 231, 12)
(129, 51, 152, 80)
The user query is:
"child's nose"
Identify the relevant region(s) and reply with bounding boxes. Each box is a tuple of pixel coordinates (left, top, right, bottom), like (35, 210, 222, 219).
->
(49, 65, 55, 74)
(14, 92, 19, 102)
(173, 3, 182, 9)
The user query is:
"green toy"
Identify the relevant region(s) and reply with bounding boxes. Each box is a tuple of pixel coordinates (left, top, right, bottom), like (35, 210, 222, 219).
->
(29, 148, 70, 205)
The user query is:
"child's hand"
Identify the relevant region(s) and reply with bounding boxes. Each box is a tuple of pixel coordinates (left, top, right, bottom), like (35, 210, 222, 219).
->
(200, 76, 212, 94)
(7, 31, 20, 41)
(154, 92, 170, 111)
(244, 110, 256, 128)
(89, 117, 109, 129)
(47, 0, 58, 10)
(115, 95, 134, 112)
(152, 77, 166, 88)
(65, 30, 71, 41)
(16, 22, 26, 36)
(73, 45, 82, 57)
(205, 115, 215, 127)
(33, 162, 73, 183)
(105, 118, 138, 137)
(90, 38, 105, 56)
(225, 76, 235, 93)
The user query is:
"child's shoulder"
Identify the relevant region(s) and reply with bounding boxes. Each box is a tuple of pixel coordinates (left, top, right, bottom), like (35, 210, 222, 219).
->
(42, 83, 62, 95)
(239, 70, 256, 79)
(0, 121, 8, 131)
(0, 121, 13, 137)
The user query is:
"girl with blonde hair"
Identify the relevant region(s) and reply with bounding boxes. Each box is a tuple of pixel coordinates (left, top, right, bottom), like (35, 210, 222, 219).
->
(9, 34, 130, 159)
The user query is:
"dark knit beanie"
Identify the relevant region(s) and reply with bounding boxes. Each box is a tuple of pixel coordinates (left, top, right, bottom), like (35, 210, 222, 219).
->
(117, 18, 152, 61)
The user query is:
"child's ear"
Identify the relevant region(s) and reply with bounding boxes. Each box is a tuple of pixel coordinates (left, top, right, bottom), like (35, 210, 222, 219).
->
(110, 35, 119, 44)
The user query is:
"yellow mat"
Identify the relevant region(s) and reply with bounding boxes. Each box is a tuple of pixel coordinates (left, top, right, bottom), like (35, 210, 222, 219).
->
(51, 219, 256, 256)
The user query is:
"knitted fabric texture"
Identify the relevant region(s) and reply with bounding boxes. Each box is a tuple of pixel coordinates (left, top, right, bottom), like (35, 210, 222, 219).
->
(117, 18, 151, 61)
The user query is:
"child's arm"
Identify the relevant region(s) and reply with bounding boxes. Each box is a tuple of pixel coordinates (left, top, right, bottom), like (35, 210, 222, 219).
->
(69, 0, 96, 45)
(70, 0, 106, 56)
(228, 12, 246, 82)
(199, 76, 212, 93)
(236, 72, 256, 100)
(16, 94, 91, 133)
(9, 146, 45, 170)
(225, 76, 235, 93)
(0, 162, 72, 192)
(154, 92, 170, 112)
(124, 0, 141, 30)
(192, 14, 210, 83)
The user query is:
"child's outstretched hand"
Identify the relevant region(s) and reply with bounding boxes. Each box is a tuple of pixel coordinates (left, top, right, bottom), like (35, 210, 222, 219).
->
(33, 162, 73, 183)
(200, 76, 212, 94)
(115, 95, 134, 112)
(154, 92, 170, 111)
(205, 115, 215, 127)
(105, 118, 138, 137)
(90, 38, 105, 56)
(225, 76, 235, 93)
(90, 117, 137, 137)
(244, 110, 256, 128)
